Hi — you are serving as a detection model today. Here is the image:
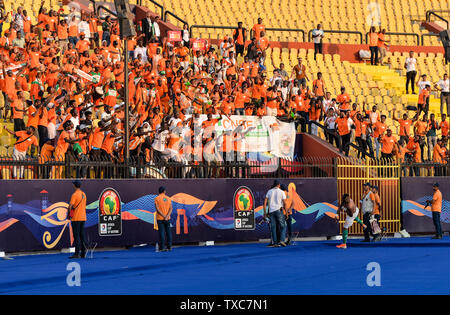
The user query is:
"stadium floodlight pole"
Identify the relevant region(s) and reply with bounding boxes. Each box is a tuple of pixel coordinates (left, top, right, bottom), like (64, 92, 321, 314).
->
(114, 0, 136, 168)
(124, 37, 130, 164)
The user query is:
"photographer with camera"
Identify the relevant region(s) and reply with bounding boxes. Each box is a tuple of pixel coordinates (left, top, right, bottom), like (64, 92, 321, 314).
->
(426, 183, 443, 239)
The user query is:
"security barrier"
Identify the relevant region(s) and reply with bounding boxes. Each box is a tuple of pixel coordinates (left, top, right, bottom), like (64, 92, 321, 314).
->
(337, 157, 401, 235)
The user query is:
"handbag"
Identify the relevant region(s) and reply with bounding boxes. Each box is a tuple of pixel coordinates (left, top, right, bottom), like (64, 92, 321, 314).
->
(370, 215, 381, 234)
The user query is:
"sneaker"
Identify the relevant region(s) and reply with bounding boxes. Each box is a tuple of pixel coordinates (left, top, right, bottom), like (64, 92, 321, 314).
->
(266, 243, 276, 248)
(279, 242, 287, 247)
(432, 235, 443, 240)
(80, 252, 87, 258)
(361, 239, 371, 243)
(336, 244, 347, 249)
(160, 248, 169, 252)
(286, 239, 291, 245)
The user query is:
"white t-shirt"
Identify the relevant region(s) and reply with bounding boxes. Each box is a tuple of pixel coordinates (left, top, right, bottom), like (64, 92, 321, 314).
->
(312, 29, 324, 44)
(436, 79, 450, 93)
(418, 80, 431, 94)
(265, 187, 286, 213)
(78, 21, 91, 39)
(134, 46, 148, 62)
(152, 130, 169, 152)
(361, 191, 374, 214)
(324, 115, 337, 129)
(405, 57, 416, 72)
(101, 111, 113, 127)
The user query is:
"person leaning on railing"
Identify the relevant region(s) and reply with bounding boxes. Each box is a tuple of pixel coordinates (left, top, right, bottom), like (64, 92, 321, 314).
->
(3, 125, 39, 179)
(432, 138, 447, 177)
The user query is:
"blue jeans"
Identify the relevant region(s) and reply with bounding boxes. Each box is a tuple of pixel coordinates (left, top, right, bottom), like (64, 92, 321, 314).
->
(432, 212, 442, 237)
(157, 220, 172, 250)
(374, 137, 381, 159)
(286, 214, 292, 240)
(68, 36, 78, 46)
(269, 210, 286, 244)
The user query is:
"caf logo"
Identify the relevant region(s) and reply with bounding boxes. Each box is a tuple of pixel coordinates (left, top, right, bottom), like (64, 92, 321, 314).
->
(99, 188, 121, 216)
(234, 186, 254, 212)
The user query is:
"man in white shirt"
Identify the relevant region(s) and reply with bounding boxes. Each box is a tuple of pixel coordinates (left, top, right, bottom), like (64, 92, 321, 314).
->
(152, 16, 161, 42)
(435, 73, 450, 116)
(78, 17, 91, 40)
(312, 24, 324, 60)
(404, 51, 417, 94)
(417, 74, 431, 95)
(263, 180, 287, 247)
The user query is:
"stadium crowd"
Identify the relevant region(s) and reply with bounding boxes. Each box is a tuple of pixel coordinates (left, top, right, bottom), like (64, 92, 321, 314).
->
(0, 3, 448, 179)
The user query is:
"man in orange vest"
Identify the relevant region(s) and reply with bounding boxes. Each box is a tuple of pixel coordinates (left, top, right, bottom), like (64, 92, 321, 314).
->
(426, 183, 443, 239)
(68, 180, 87, 258)
(155, 186, 173, 251)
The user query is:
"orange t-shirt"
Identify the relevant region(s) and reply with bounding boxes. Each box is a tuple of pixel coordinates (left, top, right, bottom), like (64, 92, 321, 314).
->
(440, 121, 449, 137)
(415, 121, 428, 137)
(154, 193, 172, 221)
(252, 24, 265, 40)
(380, 135, 397, 154)
(398, 119, 412, 137)
(70, 189, 87, 221)
(431, 190, 442, 213)
(14, 131, 38, 152)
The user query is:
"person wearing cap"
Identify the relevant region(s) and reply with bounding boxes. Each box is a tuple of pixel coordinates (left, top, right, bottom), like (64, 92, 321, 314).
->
(263, 180, 287, 247)
(371, 185, 382, 241)
(68, 180, 87, 258)
(360, 182, 376, 242)
(154, 186, 173, 251)
(427, 183, 443, 239)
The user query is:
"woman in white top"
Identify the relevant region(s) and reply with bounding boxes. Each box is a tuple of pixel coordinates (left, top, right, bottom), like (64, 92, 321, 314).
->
(182, 23, 190, 48)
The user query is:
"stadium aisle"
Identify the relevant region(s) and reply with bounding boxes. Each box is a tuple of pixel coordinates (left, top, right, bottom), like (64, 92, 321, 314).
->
(0, 237, 449, 295)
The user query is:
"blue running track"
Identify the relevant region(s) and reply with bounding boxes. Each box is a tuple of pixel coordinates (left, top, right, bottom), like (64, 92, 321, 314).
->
(0, 237, 449, 294)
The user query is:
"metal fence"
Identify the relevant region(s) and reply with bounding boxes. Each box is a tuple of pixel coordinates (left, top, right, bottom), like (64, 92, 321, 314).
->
(0, 155, 336, 180)
(0, 154, 447, 180)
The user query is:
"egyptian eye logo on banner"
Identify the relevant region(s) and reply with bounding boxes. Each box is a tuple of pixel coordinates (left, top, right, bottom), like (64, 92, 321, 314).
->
(98, 188, 122, 236)
(233, 186, 255, 230)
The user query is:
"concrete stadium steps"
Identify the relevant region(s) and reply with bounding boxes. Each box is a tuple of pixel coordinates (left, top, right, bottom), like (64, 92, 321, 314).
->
(350, 63, 445, 120)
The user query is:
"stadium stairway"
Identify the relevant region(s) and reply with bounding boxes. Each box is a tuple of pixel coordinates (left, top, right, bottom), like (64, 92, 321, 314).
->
(351, 63, 444, 120)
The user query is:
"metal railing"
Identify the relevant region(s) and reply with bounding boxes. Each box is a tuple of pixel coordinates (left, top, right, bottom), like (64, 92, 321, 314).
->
(426, 10, 450, 30)
(308, 29, 364, 44)
(421, 33, 440, 46)
(145, 0, 165, 18)
(400, 161, 450, 177)
(164, 10, 188, 28)
(307, 121, 374, 159)
(0, 155, 337, 180)
(265, 28, 305, 42)
(365, 32, 420, 46)
(189, 25, 238, 39)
